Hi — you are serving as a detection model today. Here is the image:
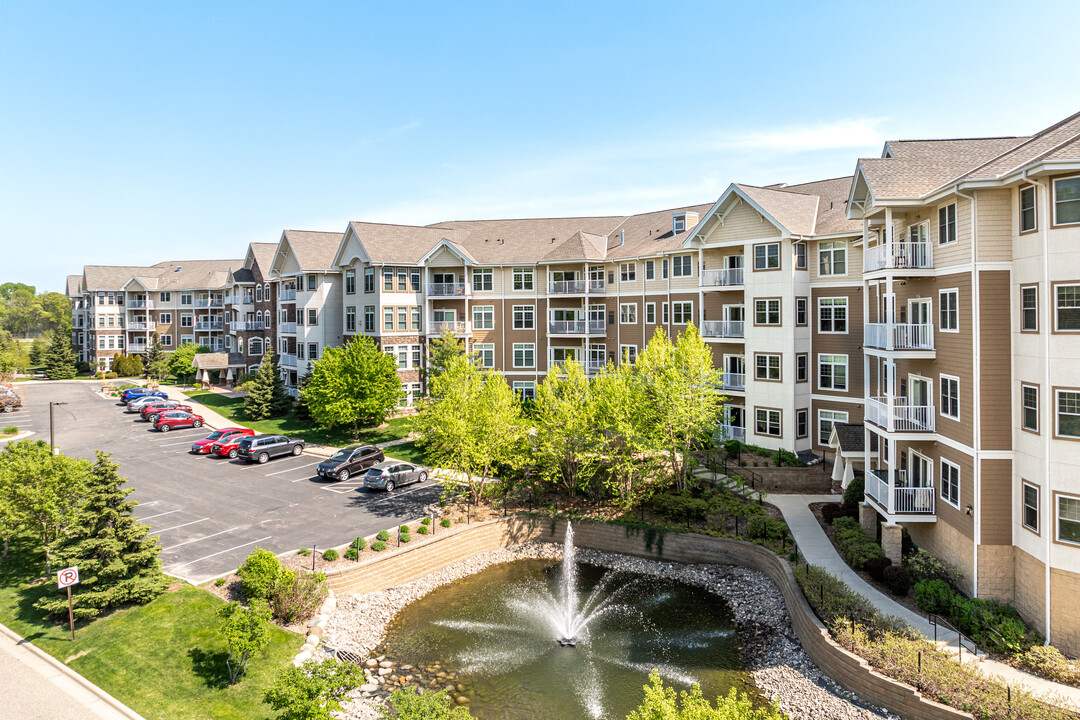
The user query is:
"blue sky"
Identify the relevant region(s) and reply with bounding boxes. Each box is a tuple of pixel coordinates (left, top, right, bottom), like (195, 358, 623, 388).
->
(2, 1, 1079, 292)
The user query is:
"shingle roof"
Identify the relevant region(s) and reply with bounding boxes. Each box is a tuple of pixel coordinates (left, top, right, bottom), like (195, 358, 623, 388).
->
(248, 242, 278, 273)
(604, 203, 714, 259)
(232, 268, 256, 284)
(735, 184, 820, 235)
(66, 274, 82, 297)
(348, 222, 472, 264)
(858, 138, 1028, 200)
(832, 423, 865, 453)
(960, 111, 1080, 181)
(430, 216, 627, 264)
(540, 231, 609, 262)
(281, 230, 346, 271)
(191, 353, 230, 370)
(82, 259, 242, 292)
(772, 176, 862, 235)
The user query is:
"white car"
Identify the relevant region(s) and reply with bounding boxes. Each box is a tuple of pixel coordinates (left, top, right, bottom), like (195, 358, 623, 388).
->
(126, 395, 169, 413)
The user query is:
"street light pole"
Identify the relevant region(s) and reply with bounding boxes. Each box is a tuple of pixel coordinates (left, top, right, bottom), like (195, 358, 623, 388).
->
(49, 401, 68, 454)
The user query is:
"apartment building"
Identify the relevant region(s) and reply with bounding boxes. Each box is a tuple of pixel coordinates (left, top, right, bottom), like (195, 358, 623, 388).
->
(224, 242, 279, 374)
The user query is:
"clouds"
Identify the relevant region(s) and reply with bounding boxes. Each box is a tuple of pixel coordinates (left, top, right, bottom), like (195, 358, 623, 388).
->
(714, 117, 889, 153)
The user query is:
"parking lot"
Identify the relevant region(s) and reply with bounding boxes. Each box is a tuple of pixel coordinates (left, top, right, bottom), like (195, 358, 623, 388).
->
(8, 381, 444, 583)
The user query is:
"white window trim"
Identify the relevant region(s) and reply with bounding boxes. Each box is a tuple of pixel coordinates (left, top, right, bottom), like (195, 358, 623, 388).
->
(818, 409, 848, 445)
(939, 288, 959, 333)
(672, 301, 693, 325)
(472, 343, 495, 368)
(619, 303, 637, 324)
(939, 373, 961, 420)
(512, 267, 533, 292)
(1020, 185, 1038, 233)
(1053, 283, 1080, 333)
(818, 354, 848, 392)
(645, 302, 656, 324)
(1020, 285, 1039, 332)
(817, 241, 847, 277)
(940, 457, 961, 509)
(1022, 480, 1040, 534)
(753, 242, 780, 271)
(512, 305, 535, 330)
(909, 447, 935, 492)
(472, 305, 495, 330)
(817, 297, 848, 334)
(1021, 383, 1040, 433)
(512, 343, 535, 369)
(754, 408, 782, 437)
(754, 298, 781, 326)
(938, 201, 958, 245)
(1052, 175, 1080, 227)
(619, 344, 637, 364)
(755, 353, 781, 381)
(1056, 388, 1080, 439)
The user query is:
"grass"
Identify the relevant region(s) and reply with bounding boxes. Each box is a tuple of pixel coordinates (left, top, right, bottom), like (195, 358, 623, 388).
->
(383, 440, 429, 465)
(0, 534, 298, 719)
(185, 390, 414, 447)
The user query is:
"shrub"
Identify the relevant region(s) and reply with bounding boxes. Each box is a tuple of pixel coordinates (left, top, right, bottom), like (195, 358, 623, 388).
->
(905, 549, 961, 585)
(2, 426, 17, 435)
(440, 518, 451, 528)
(219, 599, 272, 684)
(103, 371, 118, 379)
(831, 517, 884, 569)
(265, 658, 364, 720)
(626, 669, 785, 720)
(378, 687, 475, 719)
(417, 525, 429, 535)
(322, 548, 338, 562)
(399, 524, 410, 534)
(344, 548, 358, 561)
(1013, 646, 1080, 686)
(353, 537, 367, 550)
(237, 548, 284, 601)
(214, 577, 226, 587)
(842, 475, 865, 507)
(795, 564, 909, 638)
(420, 517, 430, 525)
(376, 530, 390, 542)
(913, 579, 955, 614)
(863, 556, 892, 582)
(950, 595, 1039, 654)
(372, 540, 387, 552)
(297, 547, 311, 557)
(882, 565, 912, 597)
(270, 569, 328, 625)
(748, 515, 788, 541)
(821, 503, 856, 524)
(399, 532, 411, 543)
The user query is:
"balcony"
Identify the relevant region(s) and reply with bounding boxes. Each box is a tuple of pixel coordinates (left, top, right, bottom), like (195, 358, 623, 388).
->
(865, 397, 935, 433)
(548, 280, 586, 295)
(589, 279, 605, 293)
(863, 241, 933, 272)
(428, 320, 471, 335)
(225, 294, 255, 306)
(194, 321, 224, 331)
(721, 372, 745, 391)
(428, 282, 468, 297)
(864, 323, 934, 352)
(195, 298, 225, 309)
(701, 268, 744, 287)
(280, 288, 297, 302)
(548, 319, 605, 335)
(585, 359, 605, 374)
(866, 468, 936, 517)
(128, 341, 148, 353)
(127, 300, 154, 309)
(280, 354, 298, 368)
(702, 320, 744, 339)
(127, 321, 156, 331)
(280, 322, 297, 334)
(716, 424, 746, 443)
(229, 320, 265, 331)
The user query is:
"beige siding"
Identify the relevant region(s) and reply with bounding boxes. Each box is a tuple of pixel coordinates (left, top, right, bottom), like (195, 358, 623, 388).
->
(975, 189, 1012, 262)
(701, 201, 781, 244)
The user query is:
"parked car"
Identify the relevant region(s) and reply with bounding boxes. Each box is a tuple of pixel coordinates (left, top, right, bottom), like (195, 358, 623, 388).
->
(363, 461, 429, 492)
(190, 427, 253, 454)
(127, 395, 175, 413)
(316, 444, 384, 481)
(236, 435, 304, 464)
(141, 403, 193, 423)
(153, 411, 204, 432)
(119, 388, 166, 405)
(209, 432, 254, 459)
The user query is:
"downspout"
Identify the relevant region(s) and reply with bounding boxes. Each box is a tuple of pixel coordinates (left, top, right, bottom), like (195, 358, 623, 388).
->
(955, 186, 980, 598)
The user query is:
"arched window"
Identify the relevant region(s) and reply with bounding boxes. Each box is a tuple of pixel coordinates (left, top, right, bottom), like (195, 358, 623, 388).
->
(255, 285, 263, 302)
(263, 283, 270, 301)
(237, 337, 244, 353)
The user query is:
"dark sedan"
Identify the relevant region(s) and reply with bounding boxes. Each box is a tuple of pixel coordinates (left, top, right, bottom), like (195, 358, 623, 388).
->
(119, 388, 166, 405)
(363, 461, 429, 492)
(236, 434, 305, 464)
(316, 444, 384, 481)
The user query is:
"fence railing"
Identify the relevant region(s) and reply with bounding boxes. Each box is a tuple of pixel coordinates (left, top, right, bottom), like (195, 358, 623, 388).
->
(280, 288, 297, 301)
(548, 319, 586, 334)
(865, 396, 935, 432)
(428, 282, 468, 297)
(864, 323, 935, 351)
(866, 468, 936, 515)
(863, 241, 933, 271)
(701, 267, 744, 287)
(702, 320, 744, 338)
(280, 354, 298, 368)
(280, 322, 297, 334)
(721, 372, 745, 390)
(429, 320, 470, 335)
(548, 280, 586, 294)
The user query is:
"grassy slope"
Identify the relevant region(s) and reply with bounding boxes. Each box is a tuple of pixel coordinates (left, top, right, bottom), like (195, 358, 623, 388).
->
(0, 535, 297, 719)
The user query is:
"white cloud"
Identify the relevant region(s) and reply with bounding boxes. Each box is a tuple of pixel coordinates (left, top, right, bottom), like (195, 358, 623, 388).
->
(716, 117, 888, 152)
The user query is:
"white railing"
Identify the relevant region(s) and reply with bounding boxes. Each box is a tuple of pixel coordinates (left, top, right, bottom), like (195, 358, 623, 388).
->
(549, 319, 586, 334)
(229, 321, 264, 331)
(585, 360, 605, 374)
(866, 397, 936, 432)
(702, 320, 744, 338)
(701, 267, 744, 287)
(588, 320, 606, 333)
(225, 295, 256, 306)
(716, 424, 746, 443)
(280, 322, 297, 334)
(195, 298, 225, 308)
(128, 342, 148, 353)
(864, 323, 935, 351)
(722, 372, 745, 390)
(280, 288, 297, 302)
(126, 300, 154, 309)
(863, 241, 933, 272)
(867, 468, 936, 515)
(194, 321, 224, 331)
(428, 282, 468, 297)
(548, 280, 586, 294)
(280, 354, 298, 368)
(127, 322, 156, 331)
(428, 321, 471, 335)
(589, 279, 606, 293)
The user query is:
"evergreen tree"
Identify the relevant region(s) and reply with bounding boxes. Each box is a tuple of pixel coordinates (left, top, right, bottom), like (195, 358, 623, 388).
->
(43, 329, 78, 380)
(244, 349, 292, 420)
(28, 337, 46, 365)
(295, 361, 314, 421)
(34, 451, 169, 620)
(143, 333, 166, 379)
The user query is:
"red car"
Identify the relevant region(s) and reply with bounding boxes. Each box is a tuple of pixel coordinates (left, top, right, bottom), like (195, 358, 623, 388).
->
(210, 432, 254, 459)
(190, 427, 253, 454)
(141, 403, 193, 423)
(154, 411, 205, 432)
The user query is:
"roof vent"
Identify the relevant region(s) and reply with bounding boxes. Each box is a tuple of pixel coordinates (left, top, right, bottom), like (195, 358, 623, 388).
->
(175, 266, 182, 272)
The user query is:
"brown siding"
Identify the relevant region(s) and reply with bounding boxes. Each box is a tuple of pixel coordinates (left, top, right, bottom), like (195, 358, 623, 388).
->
(810, 286, 864, 399)
(978, 270, 1012, 451)
(979, 458, 1012, 545)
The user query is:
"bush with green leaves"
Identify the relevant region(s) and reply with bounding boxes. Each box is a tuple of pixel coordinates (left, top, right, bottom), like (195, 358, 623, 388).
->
(842, 475, 865, 507)
(913, 579, 954, 614)
(795, 564, 909, 639)
(297, 547, 311, 556)
(372, 540, 387, 552)
(377, 687, 474, 719)
(353, 537, 367, 550)
(747, 515, 788, 541)
(949, 595, 1039, 654)
(882, 565, 912, 597)
(322, 548, 338, 561)
(820, 502, 857, 524)
(863, 555, 892, 582)
(214, 577, 226, 587)
(271, 569, 328, 625)
(265, 658, 364, 720)
(344, 548, 358, 560)
(219, 599, 272, 684)
(440, 518, 451, 528)
(237, 548, 284, 601)
(1013, 646, 1080, 686)
(399, 524, 410, 533)
(904, 549, 961, 586)
(2, 426, 18, 435)
(830, 517, 884, 569)
(420, 517, 430, 526)
(399, 532, 411, 543)
(417, 525, 428, 535)
(376, 529, 390, 541)
(627, 669, 785, 720)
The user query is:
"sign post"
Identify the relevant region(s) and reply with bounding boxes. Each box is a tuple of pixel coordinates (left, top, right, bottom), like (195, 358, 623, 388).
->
(57, 566, 79, 641)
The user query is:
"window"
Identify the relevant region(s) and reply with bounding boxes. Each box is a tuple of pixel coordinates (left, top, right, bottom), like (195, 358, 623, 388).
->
(181, 334, 193, 346)
(818, 297, 847, 333)
(160, 334, 172, 347)
(1059, 494, 1080, 544)
(818, 241, 846, 276)
(383, 268, 394, 291)
(753, 243, 780, 270)
(264, 283, 270, 300)
(818, 409, 848, 445)
(796, 353, 808, 382)
(620, 263, 636, 282)
(513, 267, 533, 291)
(755, 408, 781, 437)
(1055, 284, 1080, 331)
(940, 375, 960, 419)
(180, 313, 193, 328)
(645, 261, 655, 280)
(308, 309, 318, 326)
(795, 297, 807, 326)
(1022, 384, 1039, 433)
(345, 270, 356, 294)
(672, 255, 692, 277)
(298, 308, 306, 326)
(364, 268, 374, 293)
(473, 305, 494, 330)
(938, 202, 958, 244)
(397, 268, 408, 292)
(754, 298, 780, 325)
(755, 353, 781, 381)
(1021, 285, 1039, 332)
(513, 305, 534, 330)
(410, 269, 421, 292)
(1056, 389, 1080, 438)
(662, 258, 669, 279)
(307, 274, 317, 291)
(1023, 482, 1040, 533)
(673, 216, 685, 233)
(672, 301, 693, 324)
(512, 343, 534, 368)
(411, 307, 421, 331)
(364, 306, 375, 332)
(939, 289, 959, 331)
(473, 343, 495, 368)
(796, 409, 808, 438)
(411, 344, 422, 369)
(940, 459, 961, 508)
(180, 293, 192, 305)
(107, 315, 115, 327)
(397, 306, 407, 329)
(619, 303, 637, 324)
(97, 336, 105, 349)
(159, 292, 171, 303)
(1020, 185, 1037, 233)
(297, 344, 305, 360)
(383, 307, 393, 331)
(255, 285, 263, 302)
(646, 302, 656, 324)
(343, 307, 355, 332)
(1054, 176, 1080, 226)
(662, 302, 669, 324)
(513, 381, 536, 401)
(620, 345, 637, 364)
(472, 268, 493, 291)
(818, 354, 847, 391)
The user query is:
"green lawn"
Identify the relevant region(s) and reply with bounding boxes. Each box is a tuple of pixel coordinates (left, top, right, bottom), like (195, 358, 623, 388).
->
(0, 534, 297, 719)
(383, 440, 430, 465)
(185, 390, 415, 447)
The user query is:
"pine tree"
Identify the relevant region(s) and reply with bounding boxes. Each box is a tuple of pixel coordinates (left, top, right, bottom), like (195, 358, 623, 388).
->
(43, 330, 78, 380)
(34, 451, 169, 620)
(244, 349, 292, 420)
(143, 333, 166, 379)
(295, 361, 314, 421)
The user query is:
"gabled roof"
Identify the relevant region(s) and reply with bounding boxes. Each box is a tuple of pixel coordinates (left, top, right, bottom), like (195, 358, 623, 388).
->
(540, 231, 608, 263)
(231, 268, 256, 284)
(82, 259, 242, 292)
(606, 203, 713, 259)
(347, 222, 470, 264)
(279, 230, 345, 272)
(959, 111, 1080, 182)
(736, 184, 820, 236)
(430, 216, 626, 264)
(830, 423, 865, 454)
(66, 274, 82, 297)
(247, 242, 278, 273)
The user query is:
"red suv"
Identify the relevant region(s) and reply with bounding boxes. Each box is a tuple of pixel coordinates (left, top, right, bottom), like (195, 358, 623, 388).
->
(190, 427, 253, 454)
(210, 432, 253, 459)
(154, 411, 205, 432)
(141, 403, 193, 424)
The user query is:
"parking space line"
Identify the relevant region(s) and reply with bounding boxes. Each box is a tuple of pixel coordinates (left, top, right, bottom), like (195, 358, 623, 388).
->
(162, 527, 239, 551)
(154, 518, 209, 534)
(167, 536, 272, 571)
(139, 509, 182, 521)
(265, 461, 320, 477)
(365, 485, 435, 503)
(159, 439, 201, 447)
(320, 482, 368, 494)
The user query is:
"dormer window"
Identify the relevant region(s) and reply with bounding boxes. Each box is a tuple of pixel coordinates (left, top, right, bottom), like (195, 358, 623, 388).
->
(672, 211, 698, 235)
(673, 216, 686, 233)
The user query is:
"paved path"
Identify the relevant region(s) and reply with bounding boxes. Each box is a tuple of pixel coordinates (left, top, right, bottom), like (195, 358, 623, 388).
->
(771, 494, 1080, 710)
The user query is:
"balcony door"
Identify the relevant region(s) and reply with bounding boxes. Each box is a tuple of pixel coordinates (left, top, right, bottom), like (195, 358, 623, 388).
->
(910, 376, 930, 408)
(552, 270, 578, 282)
(588, 304, 605, 328)
(432, 309, 455, 324)
(432, 272, 456, 285)
(587, 344, 606, 370)
(908, 298, 931, 326)
(726, 254, 744, 272)
(725, 355, 745, 381)
(551, 308, 581, 322)
(908, 451, 930, 489)
(906, 222, 929, 266)
(727, 406, 744, 430)
(723, 305, 744, 323)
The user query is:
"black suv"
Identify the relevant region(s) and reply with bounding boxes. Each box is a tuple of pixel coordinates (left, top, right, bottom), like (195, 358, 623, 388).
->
(316, 444, 384, 481)
(236, 434, 305, 464)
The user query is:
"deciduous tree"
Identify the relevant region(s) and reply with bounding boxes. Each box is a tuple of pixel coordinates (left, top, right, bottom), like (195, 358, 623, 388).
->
(168, 343, 199, 384)
(143, 333, 167, 380)
(264, 658, 364, 720)
(423, 328, 464, 391)
(592, 358, 657, 509)
(301, 337, 401, 433)
(219, 599, 272, 684)
(533, 359, 601, 495)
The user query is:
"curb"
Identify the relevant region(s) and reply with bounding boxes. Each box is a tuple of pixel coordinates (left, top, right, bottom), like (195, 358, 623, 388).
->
(0, 621, 146, 720)
(0, 430, 35, 444)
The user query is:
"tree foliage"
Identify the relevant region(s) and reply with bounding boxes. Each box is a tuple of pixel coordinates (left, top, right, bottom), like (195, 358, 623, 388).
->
(378, 687, 475, 719)
(301, 336, 401, 433)
(111, 353, 143, 377)
(533, 359, 601, 494)
(169, 343, 199, 384)
(44, 329, 78, 380)
(591, 358, 658, 509)
(627, 669, 786, 720)
(0, 329, 32, 378)
(244, 349, 292, 420)
(219, 599, 272, 684)
(0, 285, 70, 338)
(424, 329, 464, 390)
(144, 333, 168, 380)
(264, 658, 364, 720)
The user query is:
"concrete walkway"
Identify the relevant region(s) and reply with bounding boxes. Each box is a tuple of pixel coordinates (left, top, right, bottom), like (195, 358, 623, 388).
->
(771, 494, 1080, 710)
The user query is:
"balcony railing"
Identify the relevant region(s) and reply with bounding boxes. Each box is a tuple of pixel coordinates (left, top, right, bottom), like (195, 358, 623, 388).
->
(280, 354, 298, 368)
(702, 320, 744, 339)
(589, 279, 605, 293)
(701, 268, 744, 287)
(126, 300, 154, 309)
(716, 424, 746, 443)
(428, 282, 468, 297)
(548, 280, 586, 294)
(865, 396, 936, 432)
(863, 241, 933, 272)
(866, 468, 936, 515)
(280, 322, 297, 334)
(194, 321, 224, 331)
(864, 323, 934, 351)
(230, 321, 265, 331)
(128, 342, 148, 353)
(585, 360, 605, 374)
(195, 298, 225, 308)
(548, 319, 595, 334)
(428, 321, 471, 335)
(127, 321, 156, 331)
(280, 288, 297, 302)
(225, 295, 255, 306)
(722, 372, 745, 390)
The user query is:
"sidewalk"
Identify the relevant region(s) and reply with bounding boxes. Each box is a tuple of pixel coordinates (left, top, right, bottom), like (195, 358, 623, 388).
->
(771, 494, 1080, 710)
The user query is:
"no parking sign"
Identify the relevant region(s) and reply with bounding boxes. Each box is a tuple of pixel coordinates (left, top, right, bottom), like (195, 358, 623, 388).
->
(57, 566, 79, 640)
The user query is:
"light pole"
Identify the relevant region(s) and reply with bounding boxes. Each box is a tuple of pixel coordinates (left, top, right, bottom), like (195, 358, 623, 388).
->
(49, 401, 68, 454)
